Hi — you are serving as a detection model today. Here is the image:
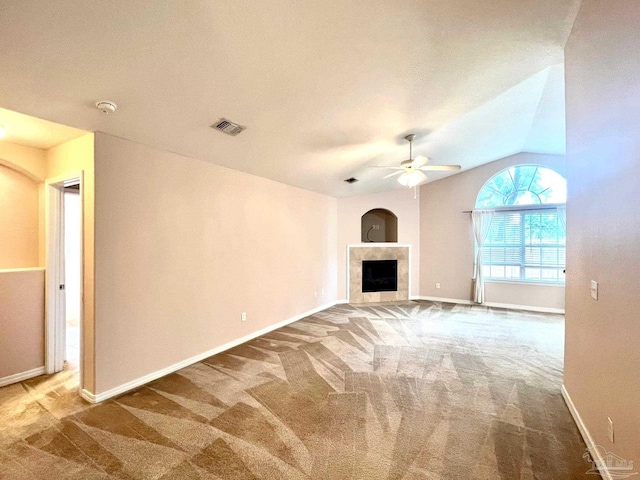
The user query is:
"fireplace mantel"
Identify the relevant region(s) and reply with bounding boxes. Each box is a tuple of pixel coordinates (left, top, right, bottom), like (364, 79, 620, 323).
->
(347, 244, 410, 303)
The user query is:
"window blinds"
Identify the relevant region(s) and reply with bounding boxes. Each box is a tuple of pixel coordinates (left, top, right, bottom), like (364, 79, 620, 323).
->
(481, 210, 566, 282)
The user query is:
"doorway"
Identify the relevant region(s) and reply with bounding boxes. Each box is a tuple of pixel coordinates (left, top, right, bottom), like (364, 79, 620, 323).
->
(63, 185, 81, 370)
(45, 173, 83, 389)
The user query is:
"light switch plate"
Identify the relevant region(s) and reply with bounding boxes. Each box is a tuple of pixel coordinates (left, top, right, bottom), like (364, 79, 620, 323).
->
(590, 280, 598, 300)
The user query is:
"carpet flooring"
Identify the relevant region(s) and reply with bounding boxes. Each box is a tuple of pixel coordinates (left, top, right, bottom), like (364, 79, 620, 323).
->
(0, 301, 597, 479)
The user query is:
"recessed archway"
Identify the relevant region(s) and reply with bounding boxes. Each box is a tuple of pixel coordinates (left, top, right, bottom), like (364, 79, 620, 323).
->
(361, 208, 398, 243)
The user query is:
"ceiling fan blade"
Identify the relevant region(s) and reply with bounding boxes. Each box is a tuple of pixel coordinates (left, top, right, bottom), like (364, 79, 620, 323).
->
(418, 165, 462, 171)
(383, 170, 405, 179)
(411, 155, 429, 168)
(368, 166, 404, 170)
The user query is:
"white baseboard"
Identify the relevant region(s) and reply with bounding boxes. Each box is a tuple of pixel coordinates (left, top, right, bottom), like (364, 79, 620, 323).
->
(413, 296, 564, 314)
(0, 366, 45, 387)
(483, 301, 564, 314)
(413, 295, 474, 305)
(81, 301, 338, 404)
(80, 388, 99, 403)
(561, 385, 614, 480)
(334, 299, 349, 304)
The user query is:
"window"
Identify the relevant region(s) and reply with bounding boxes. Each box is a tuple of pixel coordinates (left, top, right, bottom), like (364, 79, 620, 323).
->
(476, 165, 566, 284)
(475, 165, 566, 207)
(482, 210, 566, 282)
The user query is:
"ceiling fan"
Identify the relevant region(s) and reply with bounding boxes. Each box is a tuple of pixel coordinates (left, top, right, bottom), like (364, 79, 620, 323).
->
(371, 134, 461, 187)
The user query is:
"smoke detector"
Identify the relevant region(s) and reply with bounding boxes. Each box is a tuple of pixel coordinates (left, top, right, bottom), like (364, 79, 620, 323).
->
(95, 100, 117, 114)
(212, 118, 246, 136)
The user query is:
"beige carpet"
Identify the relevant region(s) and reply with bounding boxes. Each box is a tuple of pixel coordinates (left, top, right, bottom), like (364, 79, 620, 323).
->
(0, 301, 597, 479)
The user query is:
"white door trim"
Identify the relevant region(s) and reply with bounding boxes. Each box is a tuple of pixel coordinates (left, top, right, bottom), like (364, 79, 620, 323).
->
(45, 171, 83, 386)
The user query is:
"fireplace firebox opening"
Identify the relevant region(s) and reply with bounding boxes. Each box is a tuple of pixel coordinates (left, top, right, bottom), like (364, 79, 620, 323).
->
(362, 260, 398, 293)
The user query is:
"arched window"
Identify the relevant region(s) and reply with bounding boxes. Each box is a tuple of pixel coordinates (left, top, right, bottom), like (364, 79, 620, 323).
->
(474, 165, 566, 286)
(476, 165, 566, 207)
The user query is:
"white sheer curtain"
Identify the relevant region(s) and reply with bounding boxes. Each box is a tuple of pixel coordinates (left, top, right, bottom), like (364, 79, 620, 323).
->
(557, 205, 567, 232)
(472, 210, 494, 303)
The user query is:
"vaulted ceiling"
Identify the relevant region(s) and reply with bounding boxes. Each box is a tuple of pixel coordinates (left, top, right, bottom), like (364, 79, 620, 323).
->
(0, 0, 580, 196)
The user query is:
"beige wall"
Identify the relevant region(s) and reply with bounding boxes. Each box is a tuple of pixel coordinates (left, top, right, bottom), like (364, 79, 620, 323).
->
(92, 133, 337, 394)
(46, 133, 95, 391)
(337, 188, 421, 300)
(564, 0, 640, 463)
(0, 269, 45, 379)
(0, 165, 39, 269)
(0, 143, 46, 384)
(419, 152, 566, 310)
(484, 282, 564, 311)
(0, 141, 46, 182)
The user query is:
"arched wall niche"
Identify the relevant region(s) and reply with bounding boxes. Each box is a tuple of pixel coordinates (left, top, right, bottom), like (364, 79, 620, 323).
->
(361, 208, 398, 243)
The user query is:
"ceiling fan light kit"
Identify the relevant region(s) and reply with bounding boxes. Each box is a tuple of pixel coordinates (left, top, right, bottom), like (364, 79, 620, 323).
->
(398, 169, 426, 187)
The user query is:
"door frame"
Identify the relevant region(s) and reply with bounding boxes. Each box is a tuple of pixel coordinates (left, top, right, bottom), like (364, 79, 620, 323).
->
(45, 171, 83, 386)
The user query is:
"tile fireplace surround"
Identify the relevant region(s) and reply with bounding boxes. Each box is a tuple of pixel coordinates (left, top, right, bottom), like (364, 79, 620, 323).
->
(348, 244, 410, 303)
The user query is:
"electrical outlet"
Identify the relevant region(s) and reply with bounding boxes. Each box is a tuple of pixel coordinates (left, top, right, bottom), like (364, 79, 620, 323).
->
(241, 312, 247, 322)
(435, 282, 441, 289)
(608, 417, 614, 443)
(591, 280, 598, 300)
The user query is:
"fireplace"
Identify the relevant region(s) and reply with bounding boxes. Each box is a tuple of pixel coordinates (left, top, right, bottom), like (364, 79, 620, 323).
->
(362, 260, 398, 292)
(348, 245, 409, 303)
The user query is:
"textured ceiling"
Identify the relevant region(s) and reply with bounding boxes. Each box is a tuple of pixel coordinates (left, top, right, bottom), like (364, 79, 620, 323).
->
(0, 1, 580, 197)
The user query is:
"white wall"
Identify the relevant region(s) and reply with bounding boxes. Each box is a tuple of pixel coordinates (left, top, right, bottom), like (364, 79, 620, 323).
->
(336, 188, 421, 301)
(419, 152, 566, 310)
(564, 0, 640, 464)
(93, 133, 337, 394)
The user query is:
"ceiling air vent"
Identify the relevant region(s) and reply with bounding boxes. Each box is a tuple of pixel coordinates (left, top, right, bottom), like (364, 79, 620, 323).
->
(212, 118, 246, 136)
(344, 177, 359, 184)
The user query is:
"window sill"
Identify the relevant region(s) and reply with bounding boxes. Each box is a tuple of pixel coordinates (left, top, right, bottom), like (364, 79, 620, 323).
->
(486, 280, 565, 287)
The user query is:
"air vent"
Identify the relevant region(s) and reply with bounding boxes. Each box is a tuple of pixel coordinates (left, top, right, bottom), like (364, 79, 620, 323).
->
(344, 177, 359, 184)
(212, 118, 246, 136)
